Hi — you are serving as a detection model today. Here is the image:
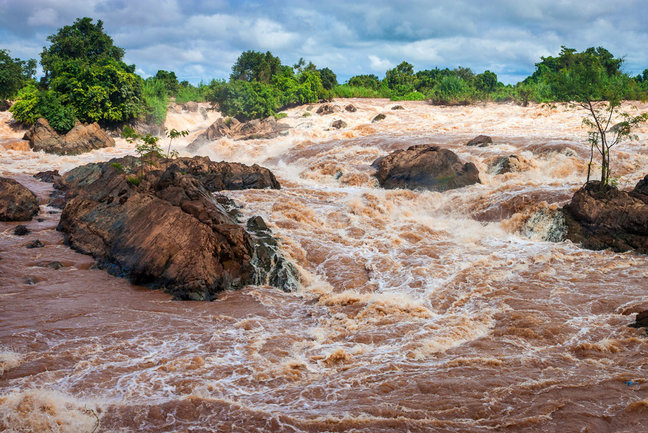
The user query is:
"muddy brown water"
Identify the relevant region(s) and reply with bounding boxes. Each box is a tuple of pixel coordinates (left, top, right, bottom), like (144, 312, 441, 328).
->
(1, 100, 648, 432)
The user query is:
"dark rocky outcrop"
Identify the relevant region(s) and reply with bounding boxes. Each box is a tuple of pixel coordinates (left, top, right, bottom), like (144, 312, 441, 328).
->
(563, 180, 648, 254)
(57, 155, 297, 300)
(372, 113, 386, 123)
(634, 175, 648, 196)
(34, 170, 61, 183)
(26, 239, 44, 248)
(0, 177, 39, 221)
(630, 310, 648, 330)
(14, 225, 30, 236)
(373, 145, 481, 191)
(316, 104, 340, 115)
(345, 104, 357, 113)
(188, 117, 289, 152)
(331, 120, 347, 129)
(466, 135, 493, 147)
(0, 100, 11, 111)
(24, 118, 115, 155)
(391, 105, 404, 110)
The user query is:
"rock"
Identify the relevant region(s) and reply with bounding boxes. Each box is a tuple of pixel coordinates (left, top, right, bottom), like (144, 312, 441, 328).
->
(518, 207, 567, 242)
(37, 261, 63, 270)
(345, 104, 357, 113)
(188, 117, 289, 151)
(391, 105, 405, 110)
(634, 175, 648, 196)
(316, 104, 340, 115)
(183, 101, 199, 112)
(14, 225, 30, 236)
(23, 118, 115, 155)
(0, 177, 39, 221)
(26, 239, 45, 248)
(34, 170, 61, 183)
(57, 156, 297, 300)
(630, 310, 648, 329)
(372, 113, 386, 123)
(129, 119, 164, 137)
(466, 135, 493, 147)
(331, 120, 347, 129)
(487, 154, 535, 175)
(0, 100, 10, 111)
(373, 145, 481, 191)
(563, 180, 648, 254)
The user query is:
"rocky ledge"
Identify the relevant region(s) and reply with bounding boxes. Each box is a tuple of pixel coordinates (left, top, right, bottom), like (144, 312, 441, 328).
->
(562, 177, 648, 254)
(187, 116, 289, 152)
(372, 144, 480, 191)
(24, 118, 115, 155)
(56, 155, 297, 300)
(0, 177, 39, 221)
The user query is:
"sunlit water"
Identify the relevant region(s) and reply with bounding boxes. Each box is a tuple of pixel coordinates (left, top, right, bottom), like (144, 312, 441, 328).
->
(1, 100, 648, 432)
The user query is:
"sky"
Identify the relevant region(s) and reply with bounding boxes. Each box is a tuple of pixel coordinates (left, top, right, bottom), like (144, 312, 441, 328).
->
(1, 0, 648, 85)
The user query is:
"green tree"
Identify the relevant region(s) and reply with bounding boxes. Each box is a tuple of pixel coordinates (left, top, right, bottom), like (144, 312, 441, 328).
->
(0, 49, 36, 100)
(318, 67, 337, 90)
(385, 61, 415, 91)
(41, 17, 125, 84)
(231, 51, 282, 83)
(348, 74, 380, 89)
(154, 70, 180, 96)
(475, 70, 498, 93)
(544, 47, 648, 186)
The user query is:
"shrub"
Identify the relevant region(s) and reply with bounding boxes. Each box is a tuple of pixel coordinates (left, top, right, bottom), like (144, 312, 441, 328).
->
(9, 85, 76, 133)
(142, 78, 168, 124)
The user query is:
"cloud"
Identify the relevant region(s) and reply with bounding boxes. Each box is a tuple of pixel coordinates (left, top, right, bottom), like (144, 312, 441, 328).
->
(0, 0, 647, 84)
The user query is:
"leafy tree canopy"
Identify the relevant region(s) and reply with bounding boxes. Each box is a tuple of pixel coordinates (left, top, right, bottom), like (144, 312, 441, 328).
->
(41, 17, 125, 81)
(0, 49, 36, 99)
(231, 50, 282, 83)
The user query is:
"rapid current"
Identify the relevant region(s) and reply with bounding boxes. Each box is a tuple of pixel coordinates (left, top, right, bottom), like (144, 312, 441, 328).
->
(1, 99, 648, 432)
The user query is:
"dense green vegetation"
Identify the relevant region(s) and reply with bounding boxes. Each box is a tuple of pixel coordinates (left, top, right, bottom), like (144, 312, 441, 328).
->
(0, 49, 36, 100)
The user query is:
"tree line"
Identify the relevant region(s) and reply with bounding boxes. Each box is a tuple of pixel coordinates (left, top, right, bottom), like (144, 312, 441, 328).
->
(1, 17, 647, 136)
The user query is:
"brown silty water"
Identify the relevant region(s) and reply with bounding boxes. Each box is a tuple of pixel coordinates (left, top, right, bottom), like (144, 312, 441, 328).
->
(1, 100, 648, 432)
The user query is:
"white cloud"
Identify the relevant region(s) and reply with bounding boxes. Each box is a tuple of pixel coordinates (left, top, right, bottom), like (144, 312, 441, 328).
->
(27, 7, 57, 26)
(369, 55, 392, 71)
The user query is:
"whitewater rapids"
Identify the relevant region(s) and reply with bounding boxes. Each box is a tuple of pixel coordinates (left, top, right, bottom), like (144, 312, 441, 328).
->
(1, 99, 648, 432)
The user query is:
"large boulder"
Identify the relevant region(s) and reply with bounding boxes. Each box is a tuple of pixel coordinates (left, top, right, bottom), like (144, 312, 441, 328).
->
(316, 104, 340, 115)
(188, 117, 289, 151)
(563, 180, 648, 253)
(0, 177, 39, 221)
(57, 156, 297, 300)
(23, 118, 115, 155)
(373, 145, 480, 191)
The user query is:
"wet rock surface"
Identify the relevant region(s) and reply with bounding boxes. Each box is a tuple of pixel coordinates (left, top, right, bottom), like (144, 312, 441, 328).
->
(331, 120, 347, 129)
(344, 104, 357, 112)
(373, 144, 481, 191)
(563, 179, 648, 254)
(13, 225, 30, 236)
(630, 310, 648, 330)
(466, 135, 493, 147)
(24, 118, 115, 155)
(316, 104, 340, 115)
(188, 116, 289, 151)
(0, 177, 39, 221)
(487, 154, 535, 175)
(57, 155, 297, 300)
(371, 113, 386, 123)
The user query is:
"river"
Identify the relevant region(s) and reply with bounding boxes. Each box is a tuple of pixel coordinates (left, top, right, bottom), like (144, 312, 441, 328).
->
(1, 99, 648, 432)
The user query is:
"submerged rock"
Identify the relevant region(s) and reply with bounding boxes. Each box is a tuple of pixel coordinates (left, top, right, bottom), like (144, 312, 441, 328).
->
(26, 239, 45, 248)
(331, 120, 347, 129)
(188, 116, 289, 151)
(0, 177, 39, 221)
(373, 144, 480, 191)
(14, 225, 30, 236)
(630, 310, 648, 330)
(391, 105, 405, 110)
(34, 170, 61, 183)
(487, 154, 535, 175)
(466, 135, 493, 147)
(57, 155, 297, 300)
(316, 104, 340, 115)
(563, 180, 648, 254)
(518, 207, 567, 242)
(372, 113, 386, 123)
(24, 118, 115, 155)
(345, 104, 357, 112)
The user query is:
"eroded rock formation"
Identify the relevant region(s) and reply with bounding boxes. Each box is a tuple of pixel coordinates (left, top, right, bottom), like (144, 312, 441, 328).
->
(0, 177, 39, 221)
(23, 118, 115, 155)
